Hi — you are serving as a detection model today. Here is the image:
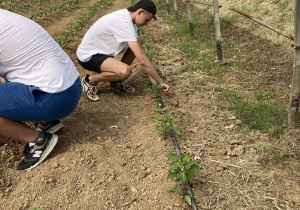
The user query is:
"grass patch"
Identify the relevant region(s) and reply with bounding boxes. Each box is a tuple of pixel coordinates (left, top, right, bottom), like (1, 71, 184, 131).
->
(230, 100, 285, 136)
(216, 87, 285, 137)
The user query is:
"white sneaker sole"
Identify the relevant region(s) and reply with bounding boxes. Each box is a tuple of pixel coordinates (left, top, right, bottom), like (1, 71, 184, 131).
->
(25, 134, 58, 171)
(36, 123, 64, 134)
(81, 77, 100, 102)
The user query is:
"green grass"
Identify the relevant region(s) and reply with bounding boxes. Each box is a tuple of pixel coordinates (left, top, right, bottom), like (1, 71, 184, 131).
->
(178, 40, 199, 60)
(222, 14, 239, 27)
(157, 0, 289, 138)
(216, 87, 285, 137)
(278, 1, 289, 10)
(230, 100, 285, 134)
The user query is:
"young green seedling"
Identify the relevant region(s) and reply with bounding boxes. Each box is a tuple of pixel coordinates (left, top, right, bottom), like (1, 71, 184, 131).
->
(150, 115, 180, 139)
(144, 82, 165, 105)
(164, 153, 199, 205)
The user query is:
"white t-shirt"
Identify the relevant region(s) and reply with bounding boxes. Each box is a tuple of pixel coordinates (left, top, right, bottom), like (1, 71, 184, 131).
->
(0, 9, 79, 93)
(77, 9, 138, 62)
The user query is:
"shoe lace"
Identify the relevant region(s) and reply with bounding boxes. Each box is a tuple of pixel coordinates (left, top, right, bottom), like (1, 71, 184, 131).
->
(89, 85, 97, 95)
(121, 81, 134, 90)
(23, 144, 35, 157)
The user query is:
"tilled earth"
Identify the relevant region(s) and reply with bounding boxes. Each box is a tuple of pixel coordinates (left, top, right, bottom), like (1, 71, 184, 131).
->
(1, 0, 300, 209)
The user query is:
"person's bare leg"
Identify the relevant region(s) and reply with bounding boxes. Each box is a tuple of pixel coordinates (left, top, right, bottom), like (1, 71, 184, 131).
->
(89, 58, 132, 83)
(0, 117, 38, 143)
(121, 48, 136, 65)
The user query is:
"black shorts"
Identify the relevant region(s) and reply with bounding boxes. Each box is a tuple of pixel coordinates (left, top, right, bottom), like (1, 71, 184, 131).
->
(77, 54, 113, 73)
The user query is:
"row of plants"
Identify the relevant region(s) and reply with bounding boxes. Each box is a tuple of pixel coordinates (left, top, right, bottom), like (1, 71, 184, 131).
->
(30, 0, 80, 22)
(136, 10, 200, 204)
(54, 0, 113, 47)
(0, 0, 21, 6)
(145, 82, 199, 206)
(9, 0, 51, 13)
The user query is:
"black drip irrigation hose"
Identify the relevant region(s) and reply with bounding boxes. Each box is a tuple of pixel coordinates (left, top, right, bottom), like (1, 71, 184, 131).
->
(158, 96, 198, 210)
(61, 19, 90, 49)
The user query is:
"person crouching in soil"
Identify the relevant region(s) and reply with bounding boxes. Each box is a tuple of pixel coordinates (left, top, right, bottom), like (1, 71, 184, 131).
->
(0, 9, 81, 171)
(77, 0, 170, 102)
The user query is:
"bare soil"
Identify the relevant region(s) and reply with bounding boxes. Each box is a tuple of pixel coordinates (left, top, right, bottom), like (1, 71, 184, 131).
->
(1, 0, 300, 209)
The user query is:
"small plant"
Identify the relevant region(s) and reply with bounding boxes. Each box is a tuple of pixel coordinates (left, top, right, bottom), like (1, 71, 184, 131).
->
(142, 38, 154, 61)
(150, 115, 180, 139)
(164, 153, 199, 205)
(144, 82, 164, 105)
(183, 140, 191, 147)
(154, 107, 167, 113)
(31, 204, 42, 210)
(254, 90, 270, 100)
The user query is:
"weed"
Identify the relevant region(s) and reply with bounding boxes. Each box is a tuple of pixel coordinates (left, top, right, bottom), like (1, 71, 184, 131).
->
(179, 41, 199, 60)
(222, 14, 238, 26)
(183, 140, 191, 147)
(31, 204, 42, 210)
(164, 153, 199, 205)
(216, 87, 285, 137)
(254, 90, 270, 100)
(278, 1, 288, 10)
(230, 100, 285, 134)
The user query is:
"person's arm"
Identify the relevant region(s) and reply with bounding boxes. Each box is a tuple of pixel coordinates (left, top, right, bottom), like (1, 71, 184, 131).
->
(128, 41, 171, 94)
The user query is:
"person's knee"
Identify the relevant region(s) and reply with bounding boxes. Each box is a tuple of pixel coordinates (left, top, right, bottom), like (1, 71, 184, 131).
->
(118, 65, 132, 80)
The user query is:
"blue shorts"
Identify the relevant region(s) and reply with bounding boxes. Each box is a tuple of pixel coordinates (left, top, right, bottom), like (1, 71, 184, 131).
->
(0, 77, 81, 122)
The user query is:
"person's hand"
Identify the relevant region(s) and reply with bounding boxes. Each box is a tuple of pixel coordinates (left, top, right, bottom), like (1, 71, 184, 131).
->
(0, 77, 6, 83)
(161, 83, 171, 95)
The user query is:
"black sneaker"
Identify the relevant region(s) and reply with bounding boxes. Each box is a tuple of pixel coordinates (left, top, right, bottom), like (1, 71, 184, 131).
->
(17, 132, 58, 171)
(107, 81, 135, 92)
(35, 120, 64, 134)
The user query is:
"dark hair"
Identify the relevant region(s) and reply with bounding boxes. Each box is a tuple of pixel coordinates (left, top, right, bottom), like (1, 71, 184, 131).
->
(127, 0, 157, 20)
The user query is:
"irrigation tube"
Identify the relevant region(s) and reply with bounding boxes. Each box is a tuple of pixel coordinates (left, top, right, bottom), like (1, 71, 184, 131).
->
(61, 19, 90, 49)
(229, 7, 294, 41)
(158, 96, 198, 210)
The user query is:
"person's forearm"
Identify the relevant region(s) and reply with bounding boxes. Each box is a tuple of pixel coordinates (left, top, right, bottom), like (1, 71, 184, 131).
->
(141, 62, 163, 84)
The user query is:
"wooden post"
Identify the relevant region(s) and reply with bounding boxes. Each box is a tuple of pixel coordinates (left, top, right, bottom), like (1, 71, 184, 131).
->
(186, 0, 194, 36)
(174, 0, 178, 22)
(213, 0, 222, 61)
(166, 0, 170, 14)
(289, 0, 300, 128)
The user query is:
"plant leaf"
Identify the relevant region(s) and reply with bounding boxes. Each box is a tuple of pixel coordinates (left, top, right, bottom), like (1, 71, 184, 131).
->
(150, 117, 160, 122)
(166, 153, 178, 160)
(179, 171, 187, 184)
(167, 172, 177, 179)
(173, 127, 181, 135)
(164, 186, 181, 192)
(170, 163, 180, 171)
(185, 195, 192, 205)
(186, 164, 199, 179)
